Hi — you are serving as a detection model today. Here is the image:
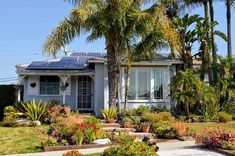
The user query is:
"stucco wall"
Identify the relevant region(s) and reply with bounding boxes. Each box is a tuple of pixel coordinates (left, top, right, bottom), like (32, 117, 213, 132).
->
(23, 76, 77, 109)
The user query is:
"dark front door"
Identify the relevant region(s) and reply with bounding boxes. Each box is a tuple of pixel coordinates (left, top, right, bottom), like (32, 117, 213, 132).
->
(77, 76, 93, 110)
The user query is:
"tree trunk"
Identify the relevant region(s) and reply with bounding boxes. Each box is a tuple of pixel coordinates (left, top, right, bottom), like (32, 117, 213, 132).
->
(184, 103, 190, 116)
(117, 61, 121, 112)
(209, 0, 218, 84)
(124, 65, 131, 109)
(200, 41, 208, 81)
(227, 0, 232, 77)
(107, 44, 119, 108)
(203, 2, 213, 84)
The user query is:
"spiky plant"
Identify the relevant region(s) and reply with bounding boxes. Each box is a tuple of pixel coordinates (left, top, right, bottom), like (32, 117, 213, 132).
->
(19, 100, 48, 122)
(100, 107, 118, 120)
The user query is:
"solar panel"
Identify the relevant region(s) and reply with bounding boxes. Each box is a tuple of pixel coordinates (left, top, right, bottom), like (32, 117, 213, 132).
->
(27, 52, 105, 69)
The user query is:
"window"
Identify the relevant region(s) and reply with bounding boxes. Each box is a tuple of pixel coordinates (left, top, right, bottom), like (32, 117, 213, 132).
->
(128, 69, 150, 100)
(154, 70, 163, 99)
(40, 76, 59, 95)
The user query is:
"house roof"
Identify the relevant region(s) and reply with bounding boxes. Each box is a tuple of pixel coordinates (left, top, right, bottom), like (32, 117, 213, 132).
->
(16, 52, 182, 75)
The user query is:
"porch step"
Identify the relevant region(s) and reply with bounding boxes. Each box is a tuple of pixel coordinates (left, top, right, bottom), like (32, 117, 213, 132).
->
(102, 127, 136, 132)
(128, 132, 157, 139)
(102, 123, 121, 128)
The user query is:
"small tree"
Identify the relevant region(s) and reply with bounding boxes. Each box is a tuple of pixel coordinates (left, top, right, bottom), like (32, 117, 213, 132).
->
(171, 69, 203, 115)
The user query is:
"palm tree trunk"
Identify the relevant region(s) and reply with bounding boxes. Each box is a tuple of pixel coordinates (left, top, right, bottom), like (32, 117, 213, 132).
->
(209, 0, 218, 84)
(227, 0, 232, 77)
(184, 103, 190, 116)
(204, 2, 213, 84)
(107, 44, 119, 108)
(200, 41, 208, 81)
(124, 65, 131, 109)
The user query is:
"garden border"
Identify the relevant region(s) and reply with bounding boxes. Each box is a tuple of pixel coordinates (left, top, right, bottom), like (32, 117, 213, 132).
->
(43, 143, 118, 152)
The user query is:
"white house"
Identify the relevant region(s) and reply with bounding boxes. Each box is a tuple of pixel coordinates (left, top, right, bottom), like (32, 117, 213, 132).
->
(16, 52, 182, 116)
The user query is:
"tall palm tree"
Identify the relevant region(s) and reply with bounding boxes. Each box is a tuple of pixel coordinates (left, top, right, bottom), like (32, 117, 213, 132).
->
(173, 14, 200, 69)
(226, 0, 232, 78)
(43, 0, 179, 107)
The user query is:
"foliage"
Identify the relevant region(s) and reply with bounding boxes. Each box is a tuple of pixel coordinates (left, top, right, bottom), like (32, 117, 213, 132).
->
(111, 133, 135, 144)
(48, 116, 106, 145)
(199, 101, 220, 122)
(186, 114, 200, 123)
(144, 112, 174, 124)
(152, 121, 176, 139)
(195, 127, 235, 150)
(173, 121, 189, 137)
(212, 112, 233, 123)
(63, 150, 84, 156)
(3, 106, 23, 126)
(85, 116, 101, 125)
(101, 141, 158, 156)
(101, 107, 117, 120)
(18, 100, 48, 122)
(45, 102, 72, 123)
(171, 69, 216, 115)
(133, 105, 151, 116)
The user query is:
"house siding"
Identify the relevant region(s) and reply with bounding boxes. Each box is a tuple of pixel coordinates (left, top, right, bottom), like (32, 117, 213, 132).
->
(23, 76, 77, 109)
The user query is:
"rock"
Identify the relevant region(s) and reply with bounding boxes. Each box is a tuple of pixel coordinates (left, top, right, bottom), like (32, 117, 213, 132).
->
(33, 120, 41, 126)
(93, 138, 111, 145)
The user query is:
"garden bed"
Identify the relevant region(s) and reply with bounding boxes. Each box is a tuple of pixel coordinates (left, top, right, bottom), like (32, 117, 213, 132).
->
(43, 143, 118, 152)
(211, 148, 235, 156)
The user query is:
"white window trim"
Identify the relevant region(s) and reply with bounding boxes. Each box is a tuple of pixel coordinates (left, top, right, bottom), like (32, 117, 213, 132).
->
(122, 67, 168, 103)
(38, 76, 61, 96)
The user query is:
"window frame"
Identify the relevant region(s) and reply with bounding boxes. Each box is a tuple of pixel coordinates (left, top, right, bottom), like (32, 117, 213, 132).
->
(124, 67, 167, 102)
(39, 76, 60, 95)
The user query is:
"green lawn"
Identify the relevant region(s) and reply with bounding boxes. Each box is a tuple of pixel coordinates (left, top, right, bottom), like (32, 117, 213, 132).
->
(0, 125, 49, 155)
(188, 121, 235, 134)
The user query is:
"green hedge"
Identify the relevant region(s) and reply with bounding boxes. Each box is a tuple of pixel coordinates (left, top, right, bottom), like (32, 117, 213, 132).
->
(0, 85, 18, 121)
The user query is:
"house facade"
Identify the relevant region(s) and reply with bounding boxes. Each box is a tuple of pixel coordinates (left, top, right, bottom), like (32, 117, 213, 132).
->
(16, 52, 181, 116)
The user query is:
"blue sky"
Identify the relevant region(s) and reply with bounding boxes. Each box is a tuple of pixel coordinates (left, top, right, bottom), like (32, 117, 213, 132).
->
(0, 0, 234, 84)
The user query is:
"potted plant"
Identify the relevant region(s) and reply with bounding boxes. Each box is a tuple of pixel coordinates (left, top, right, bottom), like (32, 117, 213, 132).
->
(101, 107, 118, 123)
(141, 122, 150, 133)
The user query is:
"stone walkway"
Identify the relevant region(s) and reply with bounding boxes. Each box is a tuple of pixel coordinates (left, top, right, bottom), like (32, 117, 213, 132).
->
(6, 140, 225, 156)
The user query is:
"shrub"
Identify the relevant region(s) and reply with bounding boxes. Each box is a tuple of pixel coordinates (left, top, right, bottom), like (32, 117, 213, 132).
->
(18, 100, 48, 122)
(102, 141, 158, 156)
(213, 112, 233, 123)
(187, 114, 200, 123)
(101, 107, 117, 120)
(111, 133, 135, 144)
(48, 117, 106, 145)
(152, 121, 176, 139)
(195, 127, 235, 150)
(144, 112, 174, 124)
(85, 116, 101, 125)
(46, 103, 72, 123)
(173, 121, 188, 137)
(133, 105, 151, 115)
(63, 150, 84, 156)
(2, 106, 23, 126)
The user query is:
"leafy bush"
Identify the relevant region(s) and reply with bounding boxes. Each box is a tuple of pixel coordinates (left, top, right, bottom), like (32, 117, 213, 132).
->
(46, 102, 71, 123)
(102, 141, 158, 156)
(85, 116, 101, 125)
(18, 100, 48, 122)
(133, 105, 150, 116)
(187, 114, 200, 123)
(212, 112, 233, 123)
(144, 112, 174, 124)
(48, 116, 106, 145)
(152, 123, 176, 139)
(173, 121, 188, 137)
(63, 150, 84, 156)
(111, 132, 135, 144)
(101, 107, 117, 120)
(2, 106, 23, 127)
(195, 127, 235, 150)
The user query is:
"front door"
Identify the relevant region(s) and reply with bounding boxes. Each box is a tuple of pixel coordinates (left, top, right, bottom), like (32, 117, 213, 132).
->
(77, 76, 93, 110)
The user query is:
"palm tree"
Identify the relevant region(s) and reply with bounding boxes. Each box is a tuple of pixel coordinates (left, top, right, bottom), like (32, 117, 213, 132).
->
(173, 14, 201, 69)
(195, 20, 227, 81)
(43, 0, 179, 107)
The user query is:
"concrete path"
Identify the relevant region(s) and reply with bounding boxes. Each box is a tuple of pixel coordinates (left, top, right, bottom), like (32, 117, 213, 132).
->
(5, 140, 225, 156)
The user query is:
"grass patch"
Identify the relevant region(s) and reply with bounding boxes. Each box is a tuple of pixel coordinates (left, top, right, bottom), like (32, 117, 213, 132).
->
(86, 153, 101, 156)
(0, 125, 49, 155)
(188, 121, 235, 135)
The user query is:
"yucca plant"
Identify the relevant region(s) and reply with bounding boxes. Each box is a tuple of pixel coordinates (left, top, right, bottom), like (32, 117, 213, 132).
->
(18, 100, 48, 122)
(101, 107, 118, 120)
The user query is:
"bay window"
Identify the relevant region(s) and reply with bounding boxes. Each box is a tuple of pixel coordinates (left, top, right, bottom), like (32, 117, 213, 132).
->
(127, 68, 164, 101)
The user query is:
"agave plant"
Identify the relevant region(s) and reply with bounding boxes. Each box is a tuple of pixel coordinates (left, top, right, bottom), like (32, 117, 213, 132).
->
(18, 100, 48, 122)
(100, 107, 117, 120)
